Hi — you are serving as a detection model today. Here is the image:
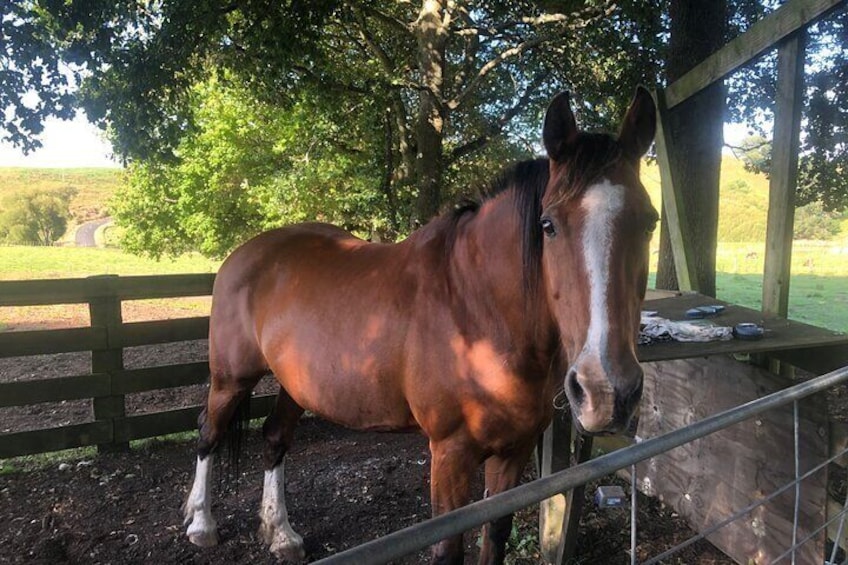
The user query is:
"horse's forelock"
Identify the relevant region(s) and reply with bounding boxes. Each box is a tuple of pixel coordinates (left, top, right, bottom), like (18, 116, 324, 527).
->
(546, 133, 624, 207)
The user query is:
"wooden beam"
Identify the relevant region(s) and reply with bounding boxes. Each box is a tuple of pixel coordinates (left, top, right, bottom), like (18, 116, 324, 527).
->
(0, 273, 215, 306)
(0, 422, 112, 459)
(111, 394, 276, 443)
(112, 362, 209, 394)
(665, 0, 843, 108)
(652, 89, 697, 292)
(0, 277, 109, 306)
(0, 326, 107, 358)
(556, 435, 594, 564)
(117, 316, 209, 347)
(0, 373, 110, 407)
(89, 275, 127, 453)
(538, 414, 572, 564)
(762, 33, 806, 318)
(113, 273, 215, 300)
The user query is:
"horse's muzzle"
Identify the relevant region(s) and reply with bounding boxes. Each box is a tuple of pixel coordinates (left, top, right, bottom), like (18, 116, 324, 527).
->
(564, 364, 643, 435)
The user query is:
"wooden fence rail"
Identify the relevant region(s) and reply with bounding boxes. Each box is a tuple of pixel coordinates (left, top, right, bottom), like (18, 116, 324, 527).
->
(0, 274, 275, 459)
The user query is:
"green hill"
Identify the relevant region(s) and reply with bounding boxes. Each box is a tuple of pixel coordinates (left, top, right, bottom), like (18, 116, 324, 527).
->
(641, 154, 772, 244)
(0, 167, 122, 224)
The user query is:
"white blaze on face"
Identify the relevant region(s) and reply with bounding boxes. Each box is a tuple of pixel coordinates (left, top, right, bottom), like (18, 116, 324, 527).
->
(580, 180, 626, 356)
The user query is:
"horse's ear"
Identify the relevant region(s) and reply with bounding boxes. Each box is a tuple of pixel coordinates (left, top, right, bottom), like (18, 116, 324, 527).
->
(618, 86, 656, 161)
(543, 91, 578, 160)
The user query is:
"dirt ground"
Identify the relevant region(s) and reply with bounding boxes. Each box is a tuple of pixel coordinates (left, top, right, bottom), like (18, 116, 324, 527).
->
(0, 414, 734, 565)
(0, 336, 743, 564)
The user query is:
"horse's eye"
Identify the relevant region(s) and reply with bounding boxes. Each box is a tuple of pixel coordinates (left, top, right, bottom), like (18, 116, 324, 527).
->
(541, 217, 557, 237)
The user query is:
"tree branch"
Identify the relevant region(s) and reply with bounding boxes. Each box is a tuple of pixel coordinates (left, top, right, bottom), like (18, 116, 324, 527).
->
(448, 2, 616, 110)
(448, 69, 549, 164)
(290, 64, 370, 95)
(358, 3, 413, 36)
(451, 5, 479, 98)
(454, 1, 615, 38)
(349, 8, 415, 167)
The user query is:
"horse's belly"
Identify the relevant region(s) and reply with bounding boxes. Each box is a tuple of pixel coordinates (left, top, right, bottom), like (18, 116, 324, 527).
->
(270, 351, 417, 431)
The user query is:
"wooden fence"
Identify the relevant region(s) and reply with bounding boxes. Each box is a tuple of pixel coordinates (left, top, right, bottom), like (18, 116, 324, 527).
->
(0, 274, 274, 459)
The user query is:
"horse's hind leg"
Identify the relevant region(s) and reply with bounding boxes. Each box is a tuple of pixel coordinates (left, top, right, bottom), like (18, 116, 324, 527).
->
(259, 388, 305, 562)
(184, 366, 263, 547)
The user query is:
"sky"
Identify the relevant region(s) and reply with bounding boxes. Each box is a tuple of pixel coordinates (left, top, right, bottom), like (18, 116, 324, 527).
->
(0, 112, 120, 168)
(0, 113, 755, 169)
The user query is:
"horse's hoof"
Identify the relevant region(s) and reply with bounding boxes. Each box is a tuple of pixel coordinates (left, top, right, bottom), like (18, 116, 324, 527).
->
(270, 537, 306, 563)
(187, 529, 219, 548)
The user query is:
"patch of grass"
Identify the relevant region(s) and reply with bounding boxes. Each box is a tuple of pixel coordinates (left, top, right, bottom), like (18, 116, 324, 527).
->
(716, 272, 848, 333)
(0, 445, 98, 475)
(0, 245, 220, 280)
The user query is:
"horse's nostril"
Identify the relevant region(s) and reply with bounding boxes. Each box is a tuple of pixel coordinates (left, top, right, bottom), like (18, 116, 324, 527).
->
(566, 369, 584, 404)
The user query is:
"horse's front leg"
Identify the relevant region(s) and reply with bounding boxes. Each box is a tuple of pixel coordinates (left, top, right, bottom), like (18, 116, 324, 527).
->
(429, 438, 479, 565)
(478, 447, 535, 565)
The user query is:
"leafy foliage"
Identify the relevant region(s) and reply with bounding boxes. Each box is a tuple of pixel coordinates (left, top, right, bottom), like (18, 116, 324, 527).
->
(0, 187, 76, 245)
(793, 201, 843, 240)
(726, 5, 848, 212)
(733, 135, 772, 173)
(114, 79, 397, 257)
(4, 2, 666, 231)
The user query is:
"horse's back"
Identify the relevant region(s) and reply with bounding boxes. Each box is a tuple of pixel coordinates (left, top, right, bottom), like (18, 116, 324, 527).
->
(209, 222, 421, 429)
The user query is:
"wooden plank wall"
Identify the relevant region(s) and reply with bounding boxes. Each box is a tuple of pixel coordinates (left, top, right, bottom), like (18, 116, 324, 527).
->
(637, 356, 829, 564)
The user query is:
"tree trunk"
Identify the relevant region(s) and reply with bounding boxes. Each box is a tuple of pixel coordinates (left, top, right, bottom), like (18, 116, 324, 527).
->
(413, 0, 448, 224)
(655, 0, 727, 297)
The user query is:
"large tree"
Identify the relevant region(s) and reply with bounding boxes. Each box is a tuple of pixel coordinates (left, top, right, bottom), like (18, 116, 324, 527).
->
(655, 0, 729, 296)
(2, 1, 661, 224)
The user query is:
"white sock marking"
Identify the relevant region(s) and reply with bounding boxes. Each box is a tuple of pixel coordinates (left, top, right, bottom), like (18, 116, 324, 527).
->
(260, 460, 304, 559)
(185, 455, 217, 544)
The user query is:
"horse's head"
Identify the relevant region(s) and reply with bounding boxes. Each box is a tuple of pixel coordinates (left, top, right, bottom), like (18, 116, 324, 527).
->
(540, 88, 657, 435)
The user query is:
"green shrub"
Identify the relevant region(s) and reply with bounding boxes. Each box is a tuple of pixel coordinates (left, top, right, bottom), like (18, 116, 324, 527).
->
(0, 187, 76, 245)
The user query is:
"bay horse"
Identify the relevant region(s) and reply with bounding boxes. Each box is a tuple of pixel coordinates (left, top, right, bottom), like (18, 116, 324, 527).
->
(184, 87, 658, 564)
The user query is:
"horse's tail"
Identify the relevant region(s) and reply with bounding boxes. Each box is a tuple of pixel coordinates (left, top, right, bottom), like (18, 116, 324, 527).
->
(224, 394, 252, 482)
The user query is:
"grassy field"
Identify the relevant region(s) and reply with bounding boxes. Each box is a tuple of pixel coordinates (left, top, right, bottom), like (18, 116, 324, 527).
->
(0, 245, 219, 280)
(0, 167, 121, 224)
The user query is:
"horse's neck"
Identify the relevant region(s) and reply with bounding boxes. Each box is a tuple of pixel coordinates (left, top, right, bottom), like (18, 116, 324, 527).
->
(448, 193, 554, 350)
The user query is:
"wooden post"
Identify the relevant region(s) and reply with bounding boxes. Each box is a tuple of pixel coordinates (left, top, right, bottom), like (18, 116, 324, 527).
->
(652, 89, 697, 292)
(556, 434, 594, 564)
(762, 32, 805, 377)
(538, 413, 595, 564)
(539, 414, 571, 564)
(762, 32, 805, 319)
(88, 275, 127, 452)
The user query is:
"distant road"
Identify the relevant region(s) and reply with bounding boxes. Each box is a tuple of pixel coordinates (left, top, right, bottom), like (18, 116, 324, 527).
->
(75, 218, 112, 247)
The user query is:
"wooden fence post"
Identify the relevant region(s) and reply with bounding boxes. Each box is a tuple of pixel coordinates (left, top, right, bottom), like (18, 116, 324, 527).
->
(88, 274, 127, 452)
(538, 413, 595, 564)
(539, 414, 571, 564)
